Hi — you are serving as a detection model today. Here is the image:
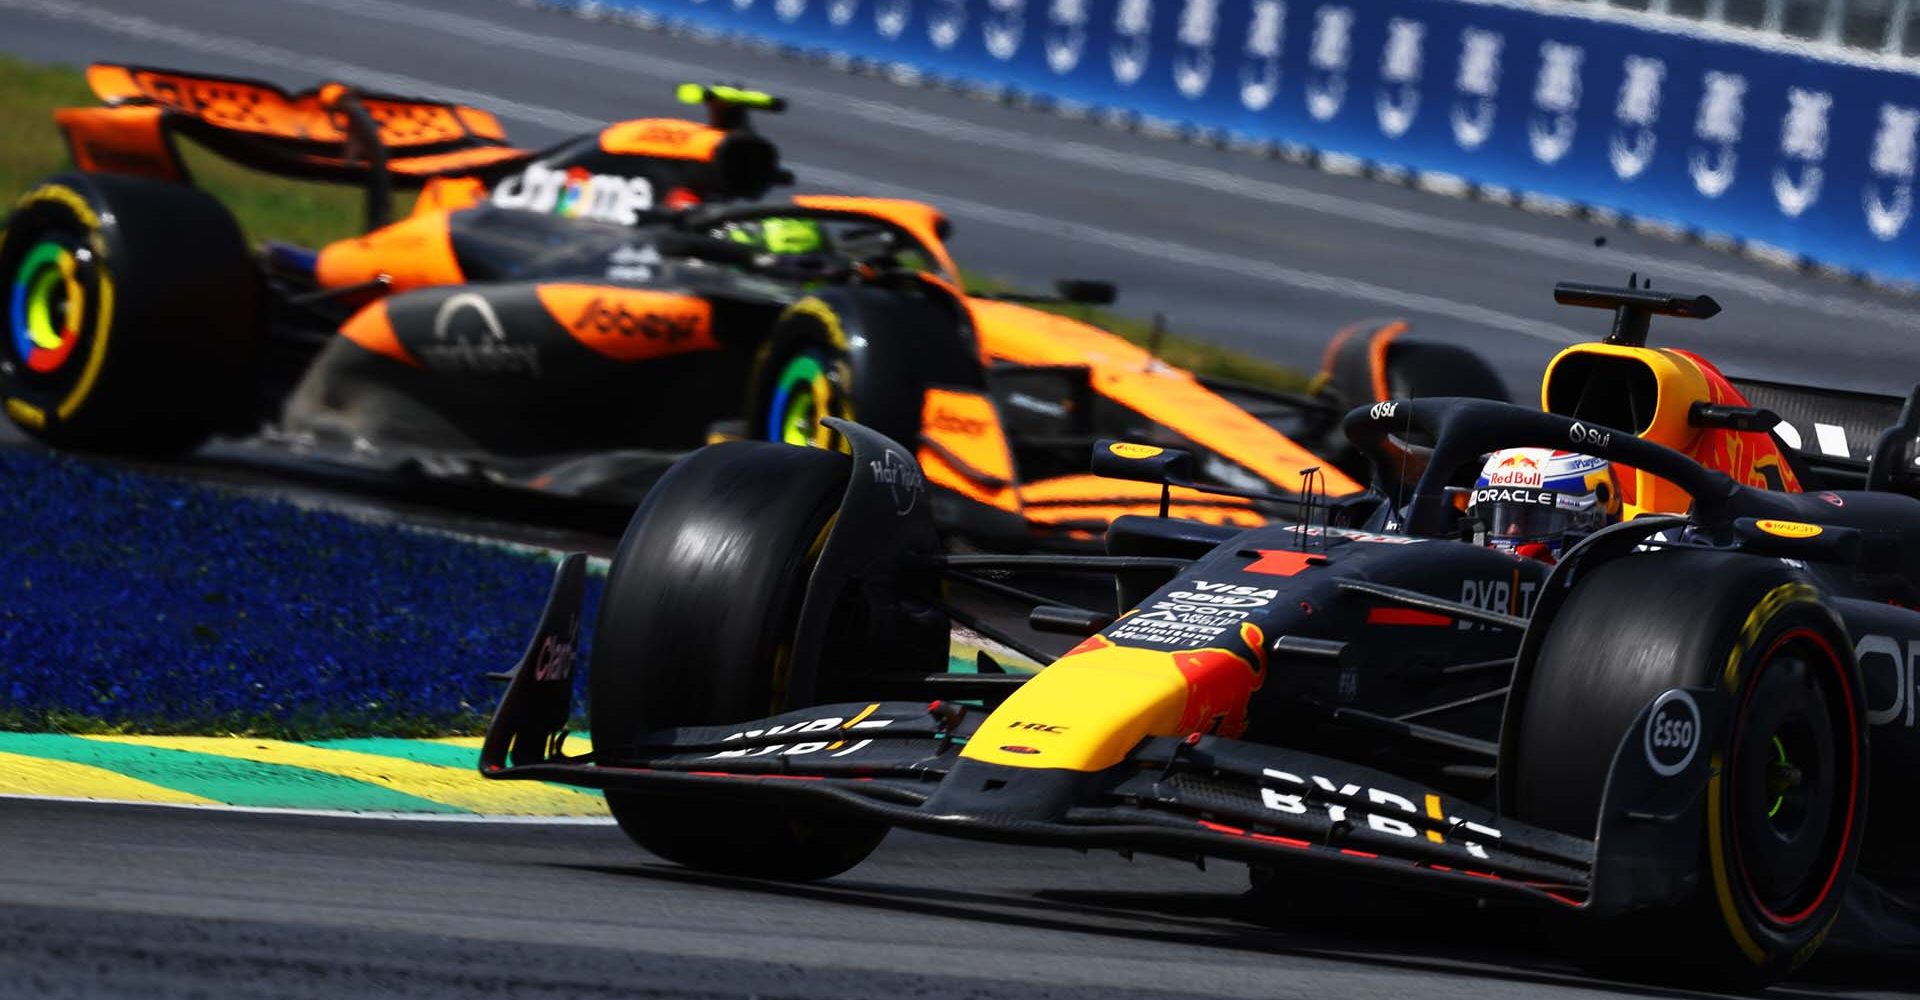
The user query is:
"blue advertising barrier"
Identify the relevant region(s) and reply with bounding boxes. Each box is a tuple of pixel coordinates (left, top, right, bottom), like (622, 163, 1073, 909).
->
(564, 0, 1920, 285)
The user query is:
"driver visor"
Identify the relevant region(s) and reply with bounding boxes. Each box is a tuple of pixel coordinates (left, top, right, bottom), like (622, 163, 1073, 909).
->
(1468, 486, 1572, 545)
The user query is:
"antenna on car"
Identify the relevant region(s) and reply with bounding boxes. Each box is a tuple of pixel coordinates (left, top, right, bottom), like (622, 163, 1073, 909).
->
(1295, 466, 1324, 551)
(1551, 277, 1721, 347)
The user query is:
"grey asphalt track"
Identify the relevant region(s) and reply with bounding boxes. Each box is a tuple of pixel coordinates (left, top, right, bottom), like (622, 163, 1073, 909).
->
(2, 3, 1918, 996)
(0, 800, 1910, 1000)
(0, 0, 1914, 400)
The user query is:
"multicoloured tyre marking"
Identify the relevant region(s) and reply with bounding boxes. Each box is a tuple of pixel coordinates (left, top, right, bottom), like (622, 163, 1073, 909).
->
(765, 349, 843, 449)
(10, 240, 85, 375)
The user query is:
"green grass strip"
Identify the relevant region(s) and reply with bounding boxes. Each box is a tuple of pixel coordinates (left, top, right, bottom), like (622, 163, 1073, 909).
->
(0, 732, 461, 812)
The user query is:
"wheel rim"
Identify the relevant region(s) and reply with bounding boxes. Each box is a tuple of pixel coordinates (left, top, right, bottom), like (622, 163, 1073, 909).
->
(766, 351, 841, 449)
(1728, 627, 1859, 928)
(8, 239, 88, 378)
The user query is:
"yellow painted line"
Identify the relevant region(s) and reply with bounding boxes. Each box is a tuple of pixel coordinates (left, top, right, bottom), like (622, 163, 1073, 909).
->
(426, 733, 595, 756)
(0, 750, 214, 805)
(82, 736, 605, 815)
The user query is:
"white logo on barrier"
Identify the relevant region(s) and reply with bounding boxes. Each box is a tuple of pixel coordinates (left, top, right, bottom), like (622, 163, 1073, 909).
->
(1241, 0, 1285, 111)
(1376, 18, 1423, 138)
(984, 0, 1026, 61)
(1772, 87, 1831, 217)
(732, 0, 755, 11)
(875, 0, 909, 39)
(1047, 0, 1089, 74)
(1174, 0, 1218, 98)
(1689, 71, 1745, 198)
(1529, 41, 1583, 164)
(827, 0, 858, 27)
(1306, 5, 1353, 122)
(928, 0, 966, 49)
(1867, 103, 1919, 239)
(1451, 28, 1501, 150)
(1608, 55, 1663, 180)
(1112, 0, 1154, 86)
(775, 0, 806, 22)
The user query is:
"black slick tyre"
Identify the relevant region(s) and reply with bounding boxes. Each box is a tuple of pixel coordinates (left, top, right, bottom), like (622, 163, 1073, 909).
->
(588, 441, 888, 880)
(1512, 551, 1867, 985)
(0, 172, 257, 453)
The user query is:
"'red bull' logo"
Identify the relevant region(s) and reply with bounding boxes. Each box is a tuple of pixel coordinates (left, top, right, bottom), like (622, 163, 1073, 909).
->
(1484, 451, 1545, 488)
(1169, 622, 1268, 738)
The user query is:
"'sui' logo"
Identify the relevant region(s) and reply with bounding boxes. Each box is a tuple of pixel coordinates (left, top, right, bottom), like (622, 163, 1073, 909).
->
(1689, 71, 1745, 198)
(1451, 28, 1501, 150)
(1047, 0, 1089, 74)
(1773, 88, 1831, 217)
(1112, 0, 1154, 87)
(1376, 18, 1424, 138)
(1305, 5, 1353, 122)
(1609, 56, 1663, 180)
(1529, 41, 1583, 164)
(927, 0, 966, 50)
(1867, 103, 1919, 240)
(1174, 0, 1219, 99)
(1240, 0, 1284, 111)
(875, 0, 909, 39)
(984, 0, 1026, 61)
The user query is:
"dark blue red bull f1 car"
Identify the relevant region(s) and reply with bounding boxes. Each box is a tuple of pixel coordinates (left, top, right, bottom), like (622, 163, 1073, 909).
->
(478, 286, 1920, 985)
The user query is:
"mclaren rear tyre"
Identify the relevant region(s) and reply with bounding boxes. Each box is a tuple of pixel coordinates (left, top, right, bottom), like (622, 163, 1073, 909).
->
(588, 441, 888, 881)
(1512, 551, 1867, 986)
(0, 172, 257, 454)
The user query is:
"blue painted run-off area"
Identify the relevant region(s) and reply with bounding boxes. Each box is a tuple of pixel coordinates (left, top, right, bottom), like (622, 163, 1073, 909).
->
(0, 449, 599, 735)
(574, 0, 1920, 283)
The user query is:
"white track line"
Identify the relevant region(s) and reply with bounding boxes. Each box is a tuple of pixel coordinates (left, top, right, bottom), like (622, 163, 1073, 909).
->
(0, 792, 615, 823)
(0, 0, 1587, 342)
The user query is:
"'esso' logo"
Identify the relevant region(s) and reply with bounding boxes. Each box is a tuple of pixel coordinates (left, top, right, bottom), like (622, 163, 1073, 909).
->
(1644, 689, 1701, 776)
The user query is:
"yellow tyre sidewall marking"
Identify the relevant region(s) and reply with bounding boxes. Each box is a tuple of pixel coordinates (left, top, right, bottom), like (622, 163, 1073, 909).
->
(6, 185, 117, 423)
(1705, 581, 1830, 969)
(0, 750, 214, 805)
(84, 735, 605, 815)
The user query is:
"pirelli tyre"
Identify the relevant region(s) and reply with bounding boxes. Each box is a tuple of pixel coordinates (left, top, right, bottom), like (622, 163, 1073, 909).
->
(0, 173, 257, 453)
(749, 289, 977, 453)
(1511, 551, 1867, 985)
(588, 441, 888, 880)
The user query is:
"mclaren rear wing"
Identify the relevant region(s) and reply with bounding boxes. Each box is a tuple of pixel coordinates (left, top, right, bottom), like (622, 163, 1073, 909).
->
(63, 63, 536, 188)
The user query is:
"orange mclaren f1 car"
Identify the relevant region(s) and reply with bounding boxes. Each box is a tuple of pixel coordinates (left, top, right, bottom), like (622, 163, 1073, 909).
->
(0, 63, 1504, 549)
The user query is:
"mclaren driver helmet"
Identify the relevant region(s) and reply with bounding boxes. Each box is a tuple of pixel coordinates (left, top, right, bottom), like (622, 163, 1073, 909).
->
(1469, 448, 1621, 562)
(716, 216, 826, 255)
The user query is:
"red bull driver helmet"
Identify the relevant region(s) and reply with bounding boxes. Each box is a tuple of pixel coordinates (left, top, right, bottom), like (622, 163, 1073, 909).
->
(1469, 448, 1621, 561)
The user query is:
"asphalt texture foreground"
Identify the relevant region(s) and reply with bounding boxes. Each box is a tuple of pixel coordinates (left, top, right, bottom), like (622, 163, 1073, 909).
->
(0, 800, 1911, 1000)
